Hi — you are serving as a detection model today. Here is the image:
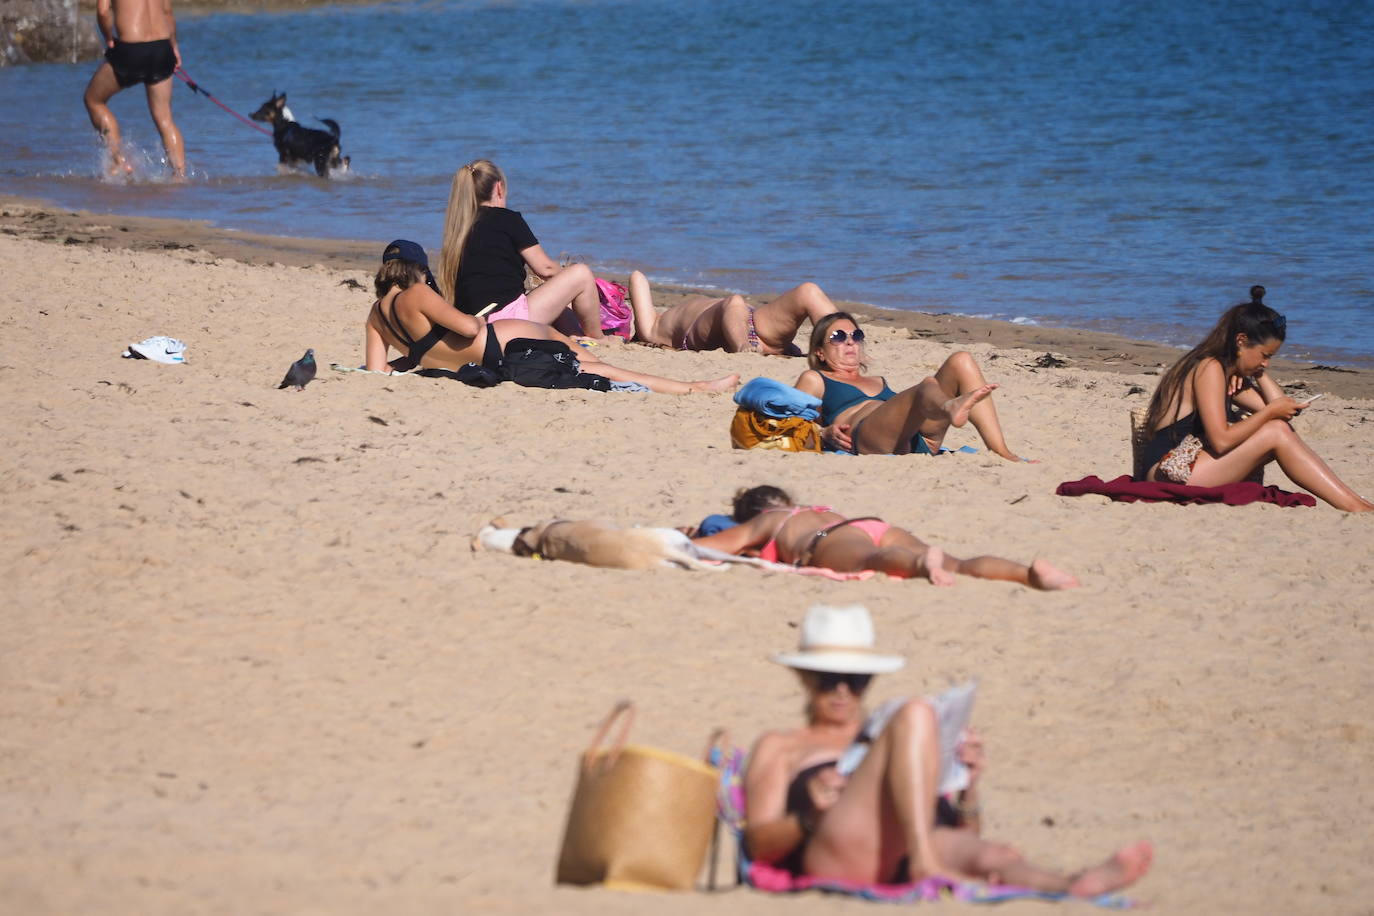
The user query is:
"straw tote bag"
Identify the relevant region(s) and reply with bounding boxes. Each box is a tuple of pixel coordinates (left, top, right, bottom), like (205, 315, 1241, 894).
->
(555, 701, 719, 892)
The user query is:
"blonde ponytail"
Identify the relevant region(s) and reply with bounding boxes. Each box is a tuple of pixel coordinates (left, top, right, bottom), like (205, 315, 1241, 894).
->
(436, 159, 506, 305)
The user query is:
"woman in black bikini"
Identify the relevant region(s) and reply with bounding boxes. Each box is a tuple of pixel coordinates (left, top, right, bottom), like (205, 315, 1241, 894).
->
(1142, 286, 1372, 511)
(746, 604, 1153, 894)
(363, 241, 740, 395)
(793, 313, 1025, 461)
(691, 485, 1077, 589)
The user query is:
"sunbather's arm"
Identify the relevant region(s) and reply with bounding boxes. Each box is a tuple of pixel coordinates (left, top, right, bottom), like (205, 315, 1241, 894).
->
(743, 732, 809, 864)
(364, 320, 389, 372)
(412, 283, 484, 337)
(691, 514, 774, 555)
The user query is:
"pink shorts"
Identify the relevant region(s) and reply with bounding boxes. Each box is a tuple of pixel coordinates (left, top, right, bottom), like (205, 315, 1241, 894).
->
(484, 294, 529, 322)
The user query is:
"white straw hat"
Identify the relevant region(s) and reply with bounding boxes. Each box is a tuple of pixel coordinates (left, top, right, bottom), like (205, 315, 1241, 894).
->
(771, 604, 906, 675)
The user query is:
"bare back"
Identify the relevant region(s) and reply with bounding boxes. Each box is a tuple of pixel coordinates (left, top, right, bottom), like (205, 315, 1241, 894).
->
(108, 0, 175, 41)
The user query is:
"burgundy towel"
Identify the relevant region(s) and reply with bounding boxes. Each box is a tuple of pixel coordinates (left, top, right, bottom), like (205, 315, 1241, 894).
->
(1056, 475, 1316, 507)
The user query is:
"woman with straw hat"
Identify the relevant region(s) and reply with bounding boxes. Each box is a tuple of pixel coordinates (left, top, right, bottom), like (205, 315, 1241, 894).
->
(744, 604, 1153, 895)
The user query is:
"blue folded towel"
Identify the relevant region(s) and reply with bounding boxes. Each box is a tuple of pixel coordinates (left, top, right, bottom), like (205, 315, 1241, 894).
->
(733, 377, 821, 421)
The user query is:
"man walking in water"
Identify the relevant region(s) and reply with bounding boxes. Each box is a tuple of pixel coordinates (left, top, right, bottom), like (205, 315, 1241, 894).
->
(82, 0, 186, 179)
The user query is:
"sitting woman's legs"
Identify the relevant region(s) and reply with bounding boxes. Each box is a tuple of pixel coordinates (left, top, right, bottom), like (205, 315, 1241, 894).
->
(807, 700, 1152, 895)
(929, 351, 1021, 461)
(851, 380, 997, 455)
(525, 262, 604, 338)
(1187, 418, 1374, 511)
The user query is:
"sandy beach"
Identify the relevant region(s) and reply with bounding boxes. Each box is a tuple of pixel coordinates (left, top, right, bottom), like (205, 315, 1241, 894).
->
(2, 195, 1373, 914)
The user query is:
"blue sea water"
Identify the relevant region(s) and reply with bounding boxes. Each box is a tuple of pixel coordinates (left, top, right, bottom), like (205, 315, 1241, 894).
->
(2, 0, 1372, 367)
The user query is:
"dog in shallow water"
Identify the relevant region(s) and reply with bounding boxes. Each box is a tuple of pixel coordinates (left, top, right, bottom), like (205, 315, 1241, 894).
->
(249, 91, 350, 177)
(473, 518, 773, 572)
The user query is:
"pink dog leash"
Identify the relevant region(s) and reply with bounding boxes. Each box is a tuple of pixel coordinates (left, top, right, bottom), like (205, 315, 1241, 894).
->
(174, 67, 272, 137)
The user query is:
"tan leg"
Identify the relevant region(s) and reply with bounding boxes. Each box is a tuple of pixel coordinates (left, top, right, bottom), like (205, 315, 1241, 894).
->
(751, 281, 838, 355)
(83, 63, 132, 175)
(144, 77, 185, 178)
(524, 262, 604, 337)
(626, 270, 667, 346)
(1189, 419, 1374, 511)
(931, 351, 1021, 461)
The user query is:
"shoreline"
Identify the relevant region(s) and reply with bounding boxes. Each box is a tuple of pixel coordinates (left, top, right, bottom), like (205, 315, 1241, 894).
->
(3, 192, 1371, 399)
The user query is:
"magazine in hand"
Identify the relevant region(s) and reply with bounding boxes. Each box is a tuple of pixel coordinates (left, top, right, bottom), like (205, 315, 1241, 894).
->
(927, 680, 978, 796)
(833, 681, 977, 795)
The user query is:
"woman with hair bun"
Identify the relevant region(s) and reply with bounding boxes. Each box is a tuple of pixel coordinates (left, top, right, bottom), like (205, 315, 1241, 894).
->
(1142, 286, 1372, 511)
(437, 159, 606, 338)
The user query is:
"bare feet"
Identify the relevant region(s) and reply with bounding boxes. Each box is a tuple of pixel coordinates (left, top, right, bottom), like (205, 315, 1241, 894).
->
(922, 546, 956, 586)
(1067, 841, 1153, 898)
(994, 449, 1034, 463)
(943, 383, 998, 428)
(692, 373, 741, 393)
(1027, 558, 1079, 590)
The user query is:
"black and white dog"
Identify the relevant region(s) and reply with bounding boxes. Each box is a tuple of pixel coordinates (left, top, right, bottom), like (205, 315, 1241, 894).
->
(250, 92, 350, 178)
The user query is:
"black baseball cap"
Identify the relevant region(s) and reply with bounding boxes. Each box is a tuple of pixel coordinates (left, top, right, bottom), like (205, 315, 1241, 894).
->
(382, 239, 429, 267)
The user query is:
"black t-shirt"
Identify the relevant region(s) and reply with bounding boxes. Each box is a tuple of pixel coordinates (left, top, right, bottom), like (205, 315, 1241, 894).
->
(455, 207, 538, 315)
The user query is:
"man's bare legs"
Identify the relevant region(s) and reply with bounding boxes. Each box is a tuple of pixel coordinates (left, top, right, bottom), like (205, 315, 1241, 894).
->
(1186, 418, 1374, 512)
(930, 351, 1022, 461)
(144, 76, 184, 178)
(806, 700, 1151, 894)
(83, 66, 185, 178)
(83, 64, 133, 175)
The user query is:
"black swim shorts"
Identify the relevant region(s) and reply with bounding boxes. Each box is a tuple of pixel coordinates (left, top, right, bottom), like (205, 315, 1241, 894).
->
(106, 39, 176, 88)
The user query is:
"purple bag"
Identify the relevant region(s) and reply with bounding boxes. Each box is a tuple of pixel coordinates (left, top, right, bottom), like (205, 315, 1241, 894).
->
(596, 278, 633, 339)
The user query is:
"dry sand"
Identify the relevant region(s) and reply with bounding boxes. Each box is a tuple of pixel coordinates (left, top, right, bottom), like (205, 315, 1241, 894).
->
(2, 197, 1373, 915)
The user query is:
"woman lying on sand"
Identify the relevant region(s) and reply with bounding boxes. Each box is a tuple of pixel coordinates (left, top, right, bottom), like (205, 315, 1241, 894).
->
(748, 604, 1153, 894)
(794, 312, 1025, 461)
(691, 486, 1077, 589)
(1143, 286, 1373, 511)
(436, 159, 605, 338)
(364, 240, 738, 394)
(625, 270, 837, 355)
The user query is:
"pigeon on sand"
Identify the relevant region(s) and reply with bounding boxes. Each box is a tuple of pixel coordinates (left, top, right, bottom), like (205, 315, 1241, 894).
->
(279, 349, 317, 390)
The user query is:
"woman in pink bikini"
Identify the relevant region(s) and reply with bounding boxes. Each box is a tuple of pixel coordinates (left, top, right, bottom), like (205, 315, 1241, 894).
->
(690, 486, 1078, 590)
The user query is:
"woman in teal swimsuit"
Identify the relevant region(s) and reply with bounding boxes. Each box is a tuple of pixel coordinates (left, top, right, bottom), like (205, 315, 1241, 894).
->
(792, 313, 1025, 460)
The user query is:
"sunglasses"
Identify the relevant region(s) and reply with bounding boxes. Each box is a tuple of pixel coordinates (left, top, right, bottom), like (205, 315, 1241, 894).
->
(827, 328, 865, 344)
(810, 671, 873, 693)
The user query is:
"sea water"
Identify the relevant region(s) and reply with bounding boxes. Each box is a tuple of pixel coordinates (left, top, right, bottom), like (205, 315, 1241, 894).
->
(2, 0, 1372, 367)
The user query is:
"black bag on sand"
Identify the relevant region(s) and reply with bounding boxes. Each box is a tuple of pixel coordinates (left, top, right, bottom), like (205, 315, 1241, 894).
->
(500, 338, 611, 391)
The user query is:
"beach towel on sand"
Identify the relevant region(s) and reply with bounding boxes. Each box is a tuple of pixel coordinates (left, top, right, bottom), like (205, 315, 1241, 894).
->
(1056, 475, 1315, 507)
(708, 746, 1135, 908)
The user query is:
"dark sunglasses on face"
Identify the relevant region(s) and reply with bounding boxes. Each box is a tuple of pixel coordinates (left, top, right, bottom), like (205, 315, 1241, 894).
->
(828, 328, 865, 344)
(812, 671, 873, 693)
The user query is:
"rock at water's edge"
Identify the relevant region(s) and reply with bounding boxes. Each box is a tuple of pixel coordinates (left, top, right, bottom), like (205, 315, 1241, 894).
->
(2, 0, 103, 66)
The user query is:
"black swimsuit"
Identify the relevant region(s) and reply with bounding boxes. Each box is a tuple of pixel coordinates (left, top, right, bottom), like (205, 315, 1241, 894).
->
(106, 39, 176, 88)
